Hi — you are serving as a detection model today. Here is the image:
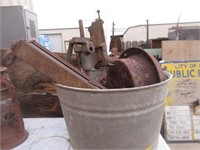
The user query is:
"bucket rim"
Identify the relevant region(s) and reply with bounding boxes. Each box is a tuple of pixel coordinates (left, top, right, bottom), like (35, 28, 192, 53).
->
(56, 71, 172, 92)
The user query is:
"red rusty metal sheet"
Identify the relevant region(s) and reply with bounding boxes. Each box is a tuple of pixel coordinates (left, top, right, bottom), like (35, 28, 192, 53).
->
(2, 40, 105, 89)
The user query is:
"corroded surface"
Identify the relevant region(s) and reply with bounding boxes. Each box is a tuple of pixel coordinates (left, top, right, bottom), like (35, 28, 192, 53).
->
(106, 47, 164, 88)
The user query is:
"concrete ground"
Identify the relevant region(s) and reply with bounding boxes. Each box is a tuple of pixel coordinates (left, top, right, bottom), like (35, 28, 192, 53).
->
(168, 143, 200, 150)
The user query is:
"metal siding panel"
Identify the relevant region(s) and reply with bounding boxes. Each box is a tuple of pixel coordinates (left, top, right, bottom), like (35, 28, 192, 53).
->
(0, 6, 27, 49)
(47, 34, 63, 52)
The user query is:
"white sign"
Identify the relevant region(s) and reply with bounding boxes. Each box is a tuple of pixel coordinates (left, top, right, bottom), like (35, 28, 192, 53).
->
(193, 116, 200, 139)
(165, 106, 192, 141)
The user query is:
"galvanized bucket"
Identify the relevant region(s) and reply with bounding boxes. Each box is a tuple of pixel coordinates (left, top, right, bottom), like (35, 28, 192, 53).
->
(56, 71, 171, 150)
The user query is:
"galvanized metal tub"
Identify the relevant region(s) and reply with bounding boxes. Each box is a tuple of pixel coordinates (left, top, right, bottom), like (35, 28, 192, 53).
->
(56, 71, 171, 150)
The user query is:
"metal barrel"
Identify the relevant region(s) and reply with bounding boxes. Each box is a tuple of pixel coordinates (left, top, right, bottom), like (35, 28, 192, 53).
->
(56, 71, 172, 150)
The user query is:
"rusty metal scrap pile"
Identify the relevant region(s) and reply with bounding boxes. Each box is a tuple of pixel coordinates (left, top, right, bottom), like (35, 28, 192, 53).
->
(0, 10, 166, 149)
(1, 11, 164, 90)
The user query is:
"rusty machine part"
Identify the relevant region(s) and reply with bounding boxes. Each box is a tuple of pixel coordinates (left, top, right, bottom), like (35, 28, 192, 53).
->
(88, 10, 111, 69)
(66, 37, 97, 71)
(109, 36, 122, 53)
(106, 47, 164, 88)
(88, 10, 106, 49)
(66, 20, 97, 71)
(66, 11, 110, 73)
(0, 67, 28, 149)
(2, 40, 105, 89)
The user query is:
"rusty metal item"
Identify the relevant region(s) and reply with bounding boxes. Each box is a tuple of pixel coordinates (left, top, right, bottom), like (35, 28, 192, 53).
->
(66, 37, 99, 71)
(88, 10, 105, 48)
(88, 19, 105, 48)
(88, 10, 111, 69)
(65, 11, 111, 74)
(67, 15, 110, 72)
(79, 20, 85, 38)
(106, 47, 164, 88)
(109, 36, 122, 52)
(0, 67, 28, 149)
(2, 40, 105, 89)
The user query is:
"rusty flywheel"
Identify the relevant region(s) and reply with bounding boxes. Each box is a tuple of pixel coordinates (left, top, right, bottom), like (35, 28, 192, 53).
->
(106, 47, 164, 88)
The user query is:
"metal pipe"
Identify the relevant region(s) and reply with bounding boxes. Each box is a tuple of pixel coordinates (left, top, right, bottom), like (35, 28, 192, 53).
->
(146, 19, 149, 48)
(97, 10, 101, 20)
(112, 22, 115, 36)
(79, 20, 85, 37)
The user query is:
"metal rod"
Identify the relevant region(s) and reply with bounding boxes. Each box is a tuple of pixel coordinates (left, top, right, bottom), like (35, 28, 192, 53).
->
(97, 10, 101, 20)
(146, 19, 149, 48)
(112, 22, 115, 36)
(79, 20, 85, 37)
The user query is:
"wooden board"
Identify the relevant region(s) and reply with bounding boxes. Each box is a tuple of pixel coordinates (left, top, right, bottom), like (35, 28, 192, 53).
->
(162, 40, 200, 61)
